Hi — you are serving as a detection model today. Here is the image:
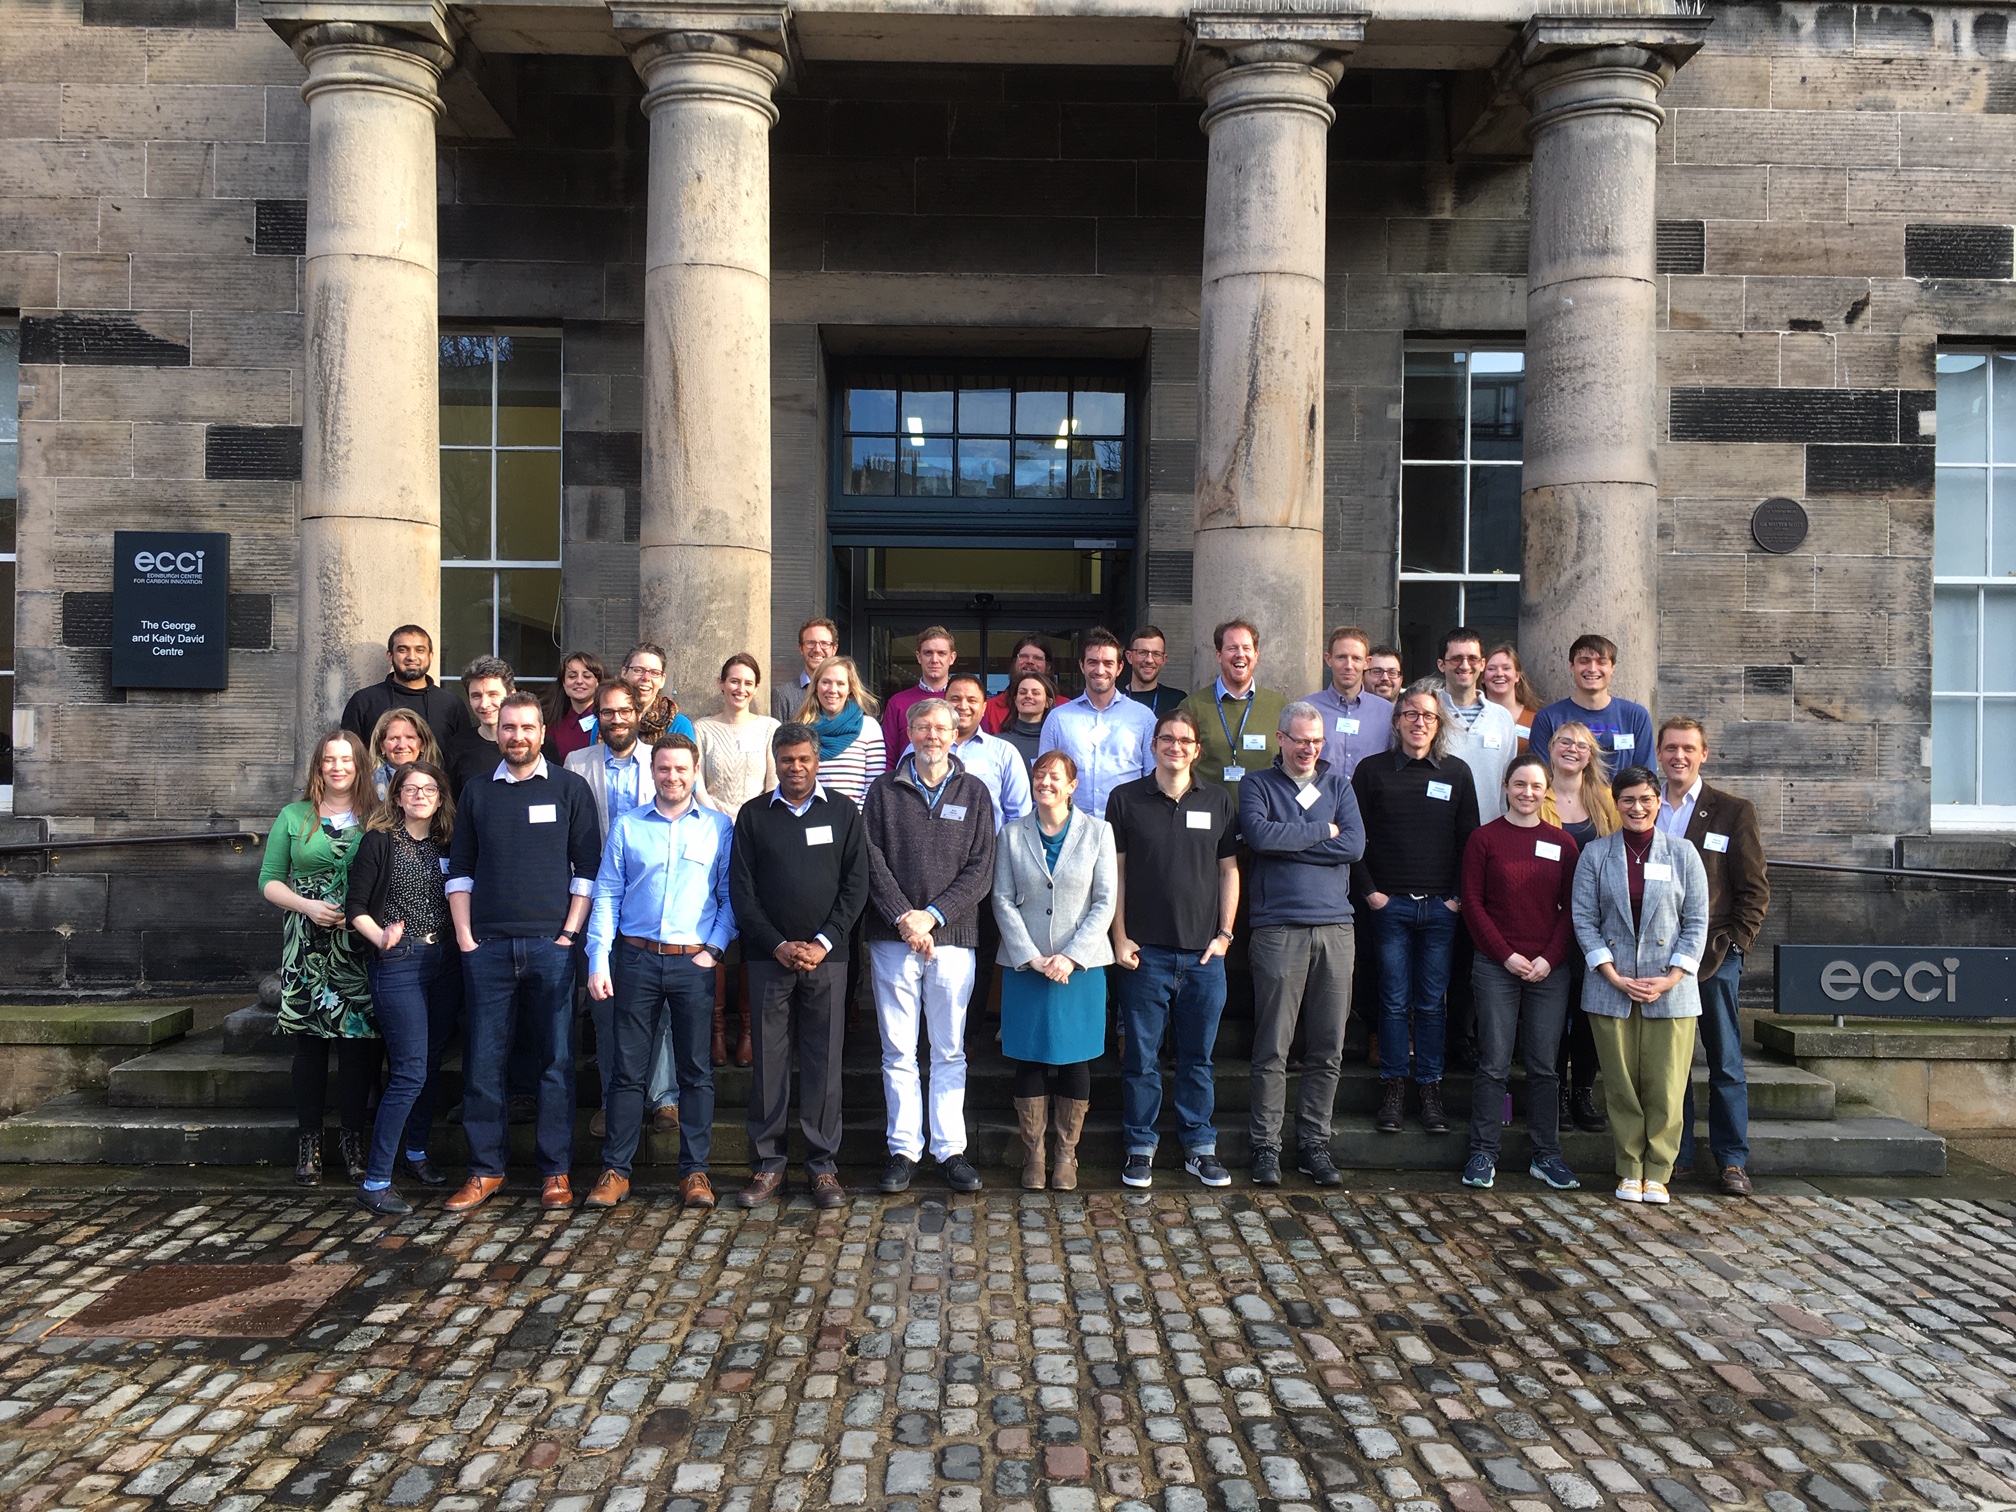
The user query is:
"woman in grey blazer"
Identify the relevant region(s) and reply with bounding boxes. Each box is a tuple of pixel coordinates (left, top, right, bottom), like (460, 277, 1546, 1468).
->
(1571, 764, 1710, 1206)
(992, 750, 1117, 1192)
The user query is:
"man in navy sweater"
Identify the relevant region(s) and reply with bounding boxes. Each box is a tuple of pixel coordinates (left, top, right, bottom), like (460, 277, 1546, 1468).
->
(444, 691, 601, 1214)
(1239, 702, 1366, 1189)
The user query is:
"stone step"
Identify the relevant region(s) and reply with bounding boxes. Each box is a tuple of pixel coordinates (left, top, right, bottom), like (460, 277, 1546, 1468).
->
(0, 1001, 192, 1047)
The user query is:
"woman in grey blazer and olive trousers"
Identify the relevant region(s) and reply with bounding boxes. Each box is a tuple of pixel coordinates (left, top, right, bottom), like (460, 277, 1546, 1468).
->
(992, 751, 1117, 1191)
(1571, 765, 1710, 1205)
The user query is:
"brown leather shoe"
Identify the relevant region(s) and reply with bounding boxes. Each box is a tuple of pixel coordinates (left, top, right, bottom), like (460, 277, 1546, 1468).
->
(585, 1169, 630, 1208)
(737, 1170, 786, 1208)
(810, 1172, 847, 1210)
(680, 1172, 716, 1209)
(444, 1175, 503, 1213)
(541, 1174, 573, 1210)
(651, 1105, 679, 1133)
(1719, 1165, 1753, 1197)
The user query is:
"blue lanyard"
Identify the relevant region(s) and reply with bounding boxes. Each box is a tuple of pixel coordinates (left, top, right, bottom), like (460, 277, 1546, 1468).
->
(1217, 689, 1253, 756)
(909, 758, 953, 812)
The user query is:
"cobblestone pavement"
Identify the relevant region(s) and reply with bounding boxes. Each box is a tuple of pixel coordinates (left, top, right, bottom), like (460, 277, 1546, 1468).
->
(4, 1186, 2016, 1512)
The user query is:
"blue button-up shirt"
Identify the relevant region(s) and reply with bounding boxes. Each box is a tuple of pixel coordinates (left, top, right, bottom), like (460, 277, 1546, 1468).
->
(1037, 689, 1156, 819)
(1306, 685, 1393, 779)
(600, 742, 651, 821)
(952, 730, 1032, 832)
(586, 799, 737, 973)
(1657, 777, 1701, 838)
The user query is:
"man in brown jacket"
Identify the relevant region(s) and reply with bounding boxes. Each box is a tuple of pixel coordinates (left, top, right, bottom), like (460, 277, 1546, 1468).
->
(1657, 717, 1770, 1197)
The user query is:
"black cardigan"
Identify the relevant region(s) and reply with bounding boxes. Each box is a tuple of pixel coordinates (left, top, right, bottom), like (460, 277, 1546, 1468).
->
(343, 828, 449, 953)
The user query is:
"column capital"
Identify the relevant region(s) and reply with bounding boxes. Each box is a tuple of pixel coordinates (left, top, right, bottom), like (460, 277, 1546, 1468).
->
(1502, 14, 1709, 137)
(1180, 8, 1365, 110)
(262, 1, 455, 70)
(612, 3, 795, 97)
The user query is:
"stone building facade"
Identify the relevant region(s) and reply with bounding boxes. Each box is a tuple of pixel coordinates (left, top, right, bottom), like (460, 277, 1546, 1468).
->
(3, 0, 2016, 991)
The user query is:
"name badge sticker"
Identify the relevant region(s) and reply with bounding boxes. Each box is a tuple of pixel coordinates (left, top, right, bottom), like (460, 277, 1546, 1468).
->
(1426, 781, 1453, 801)
(579, 713, 595, 732)
(941, 804, 969, 822)
(1534, 840, 1562, 861)
(1338, 717, 1360, 734)
(1482, 732, 1503, 749)
(1644, 861, 1674, 882)
(1242, 734, 1268, 751)
(527, 804, 557, 824)
(1515, 725, 1531, 739)
(1186, 810, 1212, 830)
(805, 825, 834, 846)
(1613, 733, 1636, 751)
(1704, 832, 1730, 853)
(439, 857, 451, 874)
(1295, 785, 1321, 811)
(1223, 765, 1245, 782)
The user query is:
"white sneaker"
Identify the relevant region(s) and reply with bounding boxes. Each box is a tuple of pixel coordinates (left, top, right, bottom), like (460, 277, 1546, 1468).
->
(1614, 1179, 1644, 1203)
(1641, 1180, 1670, 1205)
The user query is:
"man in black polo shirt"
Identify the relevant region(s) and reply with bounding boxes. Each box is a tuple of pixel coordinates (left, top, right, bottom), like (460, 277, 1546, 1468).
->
(728, 723, 870, 1210)
(443, 691, 601, 1215)
(340, 624, 467, 749)
(1106, 707, 1240, 1190)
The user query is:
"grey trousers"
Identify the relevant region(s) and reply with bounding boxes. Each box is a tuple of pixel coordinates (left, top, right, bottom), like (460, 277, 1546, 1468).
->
(1248, 922, 1355, 1151)
(1466, 956, 1570, 1159)
(746, 957, 848, 1175)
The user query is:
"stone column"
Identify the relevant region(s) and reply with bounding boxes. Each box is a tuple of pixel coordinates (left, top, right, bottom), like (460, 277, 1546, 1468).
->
(1513, 17, 1706, 708)
(616, 6, 789, 702)
(268, 6, 452, 741)
(1184, 13, 1362, 697)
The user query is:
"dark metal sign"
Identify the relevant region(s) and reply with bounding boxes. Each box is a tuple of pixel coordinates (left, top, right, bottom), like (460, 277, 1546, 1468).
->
(111, 531, 229, 689)
(1775, 945, 2016, 1018)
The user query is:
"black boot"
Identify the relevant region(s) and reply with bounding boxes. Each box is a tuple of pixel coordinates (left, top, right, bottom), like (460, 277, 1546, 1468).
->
(1375, 1079, 1406, 1134)
(1417, 1080, 1450, 1135)
(294, 1132, 322, 1187)
(338, 1129, 368, 1183)
(1570, 1086, 1609, 1132)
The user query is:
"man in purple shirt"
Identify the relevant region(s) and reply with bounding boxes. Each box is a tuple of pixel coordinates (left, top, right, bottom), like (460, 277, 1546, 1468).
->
(1307, 625, 1393, 779)
(881, 625, 957, 769)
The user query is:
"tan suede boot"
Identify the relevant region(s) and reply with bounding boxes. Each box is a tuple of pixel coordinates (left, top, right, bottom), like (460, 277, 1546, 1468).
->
(1050, 1098, 1089, 1192)
(1014, 1096, 1049, 1190)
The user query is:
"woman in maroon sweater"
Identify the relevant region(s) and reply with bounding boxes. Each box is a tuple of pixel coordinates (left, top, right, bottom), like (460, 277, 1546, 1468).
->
(1458, 752, 1582, 1191)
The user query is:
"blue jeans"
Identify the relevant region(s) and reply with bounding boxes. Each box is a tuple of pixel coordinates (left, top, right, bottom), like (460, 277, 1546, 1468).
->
(462, 937, 576, 1177)
(364, 940, 462, 1183)
(1119, 945, 1227, 1156)
(605, 944, 715, 1177)
(1679, 949, 1749, 1171)
(589, 974, 678, 1113)
(1370, 895, 1460, 1083)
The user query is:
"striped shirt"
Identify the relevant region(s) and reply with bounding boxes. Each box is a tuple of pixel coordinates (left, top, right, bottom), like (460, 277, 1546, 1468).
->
(818, 725, 887, 808)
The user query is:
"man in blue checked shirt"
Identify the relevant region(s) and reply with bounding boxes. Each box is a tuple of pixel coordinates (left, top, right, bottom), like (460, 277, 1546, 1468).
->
(1037, 628, 1156, 819)
(584, 732, 736, 1212)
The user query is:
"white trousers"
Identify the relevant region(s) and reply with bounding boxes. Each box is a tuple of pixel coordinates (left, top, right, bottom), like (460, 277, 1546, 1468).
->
(868, 940, 975, 1162)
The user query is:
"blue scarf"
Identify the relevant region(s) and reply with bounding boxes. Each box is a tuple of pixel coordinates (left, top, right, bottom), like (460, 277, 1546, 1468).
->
(810, 700, 865, 761)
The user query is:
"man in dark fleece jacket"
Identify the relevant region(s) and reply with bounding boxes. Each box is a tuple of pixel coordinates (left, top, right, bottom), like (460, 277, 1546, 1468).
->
(340, 624, 467, 748)
(860, 697, 997, 1196)
(1238, 701, 1367, 1189)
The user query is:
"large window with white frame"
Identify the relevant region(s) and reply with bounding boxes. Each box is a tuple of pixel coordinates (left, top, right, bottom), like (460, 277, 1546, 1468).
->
(1, 319, 16, 812)
(1398, 345, 1524, 675)
(438, 331, 563, 685)
(1932, 350, 2016, 827)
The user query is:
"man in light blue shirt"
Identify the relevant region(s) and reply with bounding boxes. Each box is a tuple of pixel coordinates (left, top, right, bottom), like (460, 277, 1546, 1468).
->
(946, 673, 1032, 832)
(584, 732, 736, 1211)
(564, 680, 654, 840)
(1307, 625, 1393, 779)
(1037, 628, 1156, 818)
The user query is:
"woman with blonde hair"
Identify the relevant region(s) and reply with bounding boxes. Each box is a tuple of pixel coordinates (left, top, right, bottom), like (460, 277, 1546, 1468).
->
(367, 709, 442, 801)
(1541, 720, 1617, 1133)
(796, 654, 885, 805)
(1483, 643, 1544, 752)
(259, 728, 378, 1186)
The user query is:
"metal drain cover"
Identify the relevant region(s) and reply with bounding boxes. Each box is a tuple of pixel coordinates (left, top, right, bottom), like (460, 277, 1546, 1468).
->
(57, 1263, 359, 1339)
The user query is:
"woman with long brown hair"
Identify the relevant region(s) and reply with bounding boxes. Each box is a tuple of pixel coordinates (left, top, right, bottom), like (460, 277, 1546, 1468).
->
(368, 708, 442, 801)
(1542, 721, 1619, 1134)
(259, 728, 378, 1186)
(543, 650, 608, 761)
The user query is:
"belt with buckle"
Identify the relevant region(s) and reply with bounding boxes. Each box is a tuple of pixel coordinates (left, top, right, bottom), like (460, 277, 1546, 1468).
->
(621, 936, 705, 956)
(414, 930, 439, 945)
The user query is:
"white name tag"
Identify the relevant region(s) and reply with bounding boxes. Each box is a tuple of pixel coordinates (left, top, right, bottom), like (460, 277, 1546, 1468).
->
(1613, 733, 1636, 751)
(1704, 832, 1730, 853)
(1426, 781, 1452, 801)
(1223, 765, 1244, 782)
(1295, 785, 1321, 810)
(1535, 840, 1562, 861)
(941, 804, 968, 821)
(1242, 734, 1268, 751)
(439, 857, 451, 874)
(1644, 861, 1673, 881)
(1337, 717, 1360, 735)
(1482, 732, 1503, 749)
(805, 825, 833, 846)
(1515, 725, 1531, 739)
(579, 713, 595, 732)
(1186, 811, 1212, 830)
(527, 804, 557, 824)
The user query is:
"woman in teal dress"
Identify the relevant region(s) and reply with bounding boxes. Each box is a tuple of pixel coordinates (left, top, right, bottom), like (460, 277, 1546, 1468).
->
(259, 728, 379, 1186)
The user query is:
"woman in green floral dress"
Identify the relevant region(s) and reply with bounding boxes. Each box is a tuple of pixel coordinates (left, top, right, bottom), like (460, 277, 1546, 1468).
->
(260, 728, 379, 1186)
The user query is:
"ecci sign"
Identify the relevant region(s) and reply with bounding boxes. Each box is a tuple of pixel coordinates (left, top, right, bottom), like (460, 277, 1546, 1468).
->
(1775, 945, 2016, 1019)
(111, 530, 230, 690)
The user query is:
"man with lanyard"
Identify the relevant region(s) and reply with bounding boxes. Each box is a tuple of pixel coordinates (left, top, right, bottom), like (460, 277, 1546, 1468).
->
(772, 617, 838, 723)
(1307, 625, 1392, 779)
(341, 623, 467, 749)
(1121, 624, 1188, 719)
(945, 672, 1032, 831)
(1180, 618, 1288, 797)
(1658, 716, 1768, 1199)
(1039, 627, 1157, 819)
(583, 733, 736, 1211)
(1527, 633, 1657, 772)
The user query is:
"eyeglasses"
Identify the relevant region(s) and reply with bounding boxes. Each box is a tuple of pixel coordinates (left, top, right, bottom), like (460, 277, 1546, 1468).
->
(1443, 655, 1484, 667)
(1397, 710, 1438, 722)
(402, 783, 441, 798)
(1155, 735, 1198, 748)
(1282, 734, 1324, 748)
(1617, 795, 1659, 809)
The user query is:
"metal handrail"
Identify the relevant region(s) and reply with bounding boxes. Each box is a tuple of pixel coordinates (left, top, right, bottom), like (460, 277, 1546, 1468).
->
(0, 831, 261, 858)
(1769, 858, 2016, 887)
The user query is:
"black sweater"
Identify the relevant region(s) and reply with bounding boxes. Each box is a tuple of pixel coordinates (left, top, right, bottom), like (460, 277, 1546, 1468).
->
(341, 675, 467, 748)
(447, 764, 601, 939)
(730, 789, 871, 961)
(1350, 749, 1481, 898)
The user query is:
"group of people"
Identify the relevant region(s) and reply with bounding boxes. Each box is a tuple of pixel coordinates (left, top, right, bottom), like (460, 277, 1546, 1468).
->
(258, 610, 1765, 1214)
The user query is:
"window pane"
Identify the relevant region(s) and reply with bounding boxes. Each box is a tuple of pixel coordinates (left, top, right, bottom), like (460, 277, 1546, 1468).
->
(1995, 470, 2016, 578)
(1070, 438, 1125, 499)
(441, 567, 494, 676)
(1937, 353, 1987, 463)
(957, 439, 1011, 498)
(1468, 465, 1522, 575)
(1933, 587, 1978, 693)
(847, 388, 896, 432)
(1985, 589, 2016, 694)
(496, 449, 562, 560)
(1016, 388, 1069, 439)
(847, 436, 896, 495)
(1013, 438, 1067, 497)
(495, 335, 561, 447)
(1469, 354, 1524, 461)
(959, 388, 1010, 434)
(1463, 578, 1520, 653)
(1400, 466, 1464, 574)
(441, 449, 491, 561)
(1935, 467, 1988, 576)
(0, 676, 11, 787)
(0, 495, 15, 557)
(1996, 355, 2016, 465)
(439, 335, 493, 446)
(1403, 350, 1465, 460)
(900, 390, 954, 437)
(1398, 580, 1460, 680)
(1073, 389, 1126, 437)
(1932, 698, 1977, 805)
(1986, 700, 2016, 805)
(897, 436, 954, 496)
(0, 441, 15, 507)
(497, 567, 562, 672)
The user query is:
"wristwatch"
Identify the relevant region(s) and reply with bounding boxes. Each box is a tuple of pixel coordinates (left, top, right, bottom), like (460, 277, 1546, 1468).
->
(1214, 928, 1234, 942)
(557, 931, 577, 945)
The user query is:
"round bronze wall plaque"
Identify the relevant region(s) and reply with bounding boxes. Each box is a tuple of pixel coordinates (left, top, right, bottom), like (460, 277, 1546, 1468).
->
(1751, 497, 1809, 554)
